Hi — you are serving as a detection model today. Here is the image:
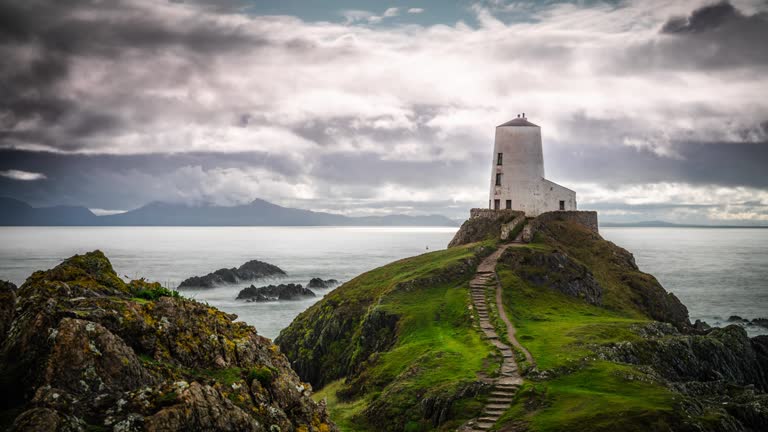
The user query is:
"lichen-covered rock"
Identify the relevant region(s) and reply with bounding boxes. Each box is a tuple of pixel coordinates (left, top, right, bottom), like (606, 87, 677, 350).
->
(178, 259, 286, 289)
(0, 280, 16, 347)
(0, 251, 336, 432)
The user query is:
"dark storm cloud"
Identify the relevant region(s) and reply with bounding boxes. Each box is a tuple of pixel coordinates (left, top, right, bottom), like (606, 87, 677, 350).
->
(0, 0, 767, 223)
(0, 0, 278, 151)
(615, 1, 768, 71)
(661, 1, 746, 33)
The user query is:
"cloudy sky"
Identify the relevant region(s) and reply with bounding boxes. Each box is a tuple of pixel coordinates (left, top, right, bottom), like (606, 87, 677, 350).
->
(1, 0, 767, 223)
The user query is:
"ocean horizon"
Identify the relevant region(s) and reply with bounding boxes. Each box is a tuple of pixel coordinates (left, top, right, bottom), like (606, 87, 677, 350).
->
(1, 225, 765, 340)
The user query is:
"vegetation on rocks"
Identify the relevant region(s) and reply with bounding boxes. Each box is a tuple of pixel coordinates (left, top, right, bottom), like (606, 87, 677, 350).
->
(494, 219, 768, 431)
(277, 242, 498, 431)
(0, 250, 335, 432)
(279, 214, 768, 432)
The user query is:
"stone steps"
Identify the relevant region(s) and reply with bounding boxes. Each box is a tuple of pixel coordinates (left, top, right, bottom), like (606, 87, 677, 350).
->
(460, 244, 530, 432)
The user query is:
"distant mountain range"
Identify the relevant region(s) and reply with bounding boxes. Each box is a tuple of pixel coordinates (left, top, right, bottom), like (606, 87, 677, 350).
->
(600, 220, 768, 228)
(0, 197, 458, 227)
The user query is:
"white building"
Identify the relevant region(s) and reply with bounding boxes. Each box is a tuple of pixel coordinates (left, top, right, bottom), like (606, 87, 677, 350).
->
(488, 115, 576, 216)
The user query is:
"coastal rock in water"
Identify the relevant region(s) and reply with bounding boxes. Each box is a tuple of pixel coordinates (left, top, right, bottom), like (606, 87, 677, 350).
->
(753, 318, 768, 329)
(178, 259, 286, 288)
(0, 280, 16, 347)
(308, 277, 340, 289)
(237, 283, 315, 302)
(0, 250, 336, 432)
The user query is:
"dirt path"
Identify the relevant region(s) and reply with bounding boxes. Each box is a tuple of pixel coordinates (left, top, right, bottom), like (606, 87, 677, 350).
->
(459, 243, 533, 431)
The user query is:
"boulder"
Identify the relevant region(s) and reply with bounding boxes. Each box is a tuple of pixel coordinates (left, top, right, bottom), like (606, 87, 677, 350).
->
(237, 284, 315, 302)
(178, 259, 286, 288)
(0, 251, 336, 431)
(308, 278, 340, 289)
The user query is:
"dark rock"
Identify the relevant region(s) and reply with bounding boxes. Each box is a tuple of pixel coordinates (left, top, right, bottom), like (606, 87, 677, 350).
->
(178, 259, 286, 289)
(308, 278, 340, 289)
(500, 248, 603, 305)
(236, 283, 315, 302)
(693, 319, 712, 332)
(603, 325, 768, 392)
(729, 315, 747, 323)
(752, 318, 768, 328)
(0, 251, 337, 431)
(145, 382, 259, 431)
(0, 280, 16, 347)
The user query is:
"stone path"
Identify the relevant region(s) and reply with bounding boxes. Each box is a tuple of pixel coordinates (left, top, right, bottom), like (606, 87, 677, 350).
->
(459, 244, 534, 432)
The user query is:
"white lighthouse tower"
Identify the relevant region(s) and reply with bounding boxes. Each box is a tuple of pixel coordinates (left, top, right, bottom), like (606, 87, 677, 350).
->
(488, 114, 576, 216)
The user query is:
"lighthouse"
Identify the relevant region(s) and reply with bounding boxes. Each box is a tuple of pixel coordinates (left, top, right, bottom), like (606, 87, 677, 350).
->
(488, 114, 576, 216)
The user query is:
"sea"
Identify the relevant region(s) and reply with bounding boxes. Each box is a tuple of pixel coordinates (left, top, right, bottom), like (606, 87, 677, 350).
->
(0, 226, 766, 339)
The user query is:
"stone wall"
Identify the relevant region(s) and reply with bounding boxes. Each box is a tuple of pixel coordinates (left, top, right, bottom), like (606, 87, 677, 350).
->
(500, 214, 526, 241)
(469, 208, 522, 219)
(448, 209, 525, 248)
(525, 211, 599, 243)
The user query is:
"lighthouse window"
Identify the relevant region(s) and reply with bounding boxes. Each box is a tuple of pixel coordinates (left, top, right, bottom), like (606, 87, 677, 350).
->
(495, 173, 502, 186)
(506, 200, 512, 209)
(497, 153, 503, 165)
(559, 200, 565, 211)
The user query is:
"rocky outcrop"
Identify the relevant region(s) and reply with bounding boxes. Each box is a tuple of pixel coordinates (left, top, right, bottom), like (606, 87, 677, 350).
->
(500, 247, 603, 305)
(0, 280, 16, 347)
(448, 209, 524, 248)
(236, 283, 316, 302)
(308, 278, 340, 289)
(178, 259, 286, 288)
(599, 324, 768, 430)
(0, 251, 335, 432)
(532, 217, 691, 330)
(603, 324, 768, 392)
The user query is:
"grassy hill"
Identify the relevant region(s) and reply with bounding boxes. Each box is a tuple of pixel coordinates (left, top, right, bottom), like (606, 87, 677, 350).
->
(277, 214, 768, 431)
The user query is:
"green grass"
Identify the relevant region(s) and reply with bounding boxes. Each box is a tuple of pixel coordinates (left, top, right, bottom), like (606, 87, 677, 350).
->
(314, 379, 372, 432)
(497, 268, 646, 370)
(301, 243, 498, 431)
(494, 257, 681, 430)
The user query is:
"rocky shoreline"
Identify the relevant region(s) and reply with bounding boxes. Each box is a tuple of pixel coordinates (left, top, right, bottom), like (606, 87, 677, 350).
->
(0, 251, 335, 432)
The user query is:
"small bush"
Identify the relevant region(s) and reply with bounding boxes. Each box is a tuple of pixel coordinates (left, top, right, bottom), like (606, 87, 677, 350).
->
(129, 278, 181, 301)
(247, 366, 276, 387)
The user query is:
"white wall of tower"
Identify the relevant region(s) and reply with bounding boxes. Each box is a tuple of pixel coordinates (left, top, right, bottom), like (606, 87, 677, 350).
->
(488, 119, 576, 216)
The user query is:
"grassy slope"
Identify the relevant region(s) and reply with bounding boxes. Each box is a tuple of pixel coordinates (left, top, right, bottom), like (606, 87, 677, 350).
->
(302, 243, 496, 431)
(494, 238, 684, 431)
(299, 219, 698, 431)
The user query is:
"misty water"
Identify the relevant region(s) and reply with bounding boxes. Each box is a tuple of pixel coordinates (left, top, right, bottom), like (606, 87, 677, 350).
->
(0, 226, 766, 339)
